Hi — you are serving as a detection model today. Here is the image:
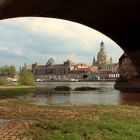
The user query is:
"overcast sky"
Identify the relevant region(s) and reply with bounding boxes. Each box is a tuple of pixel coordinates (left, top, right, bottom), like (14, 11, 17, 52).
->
(0, 17, 124, 69)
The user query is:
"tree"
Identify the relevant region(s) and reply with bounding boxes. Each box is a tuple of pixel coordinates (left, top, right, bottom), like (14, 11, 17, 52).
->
(0, 65, 16, 77)
(19, 69, 35, 86)
(9, 66, 16, 76)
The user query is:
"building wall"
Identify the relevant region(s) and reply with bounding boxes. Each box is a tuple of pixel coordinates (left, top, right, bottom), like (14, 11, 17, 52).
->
(99, 63, 119, 73)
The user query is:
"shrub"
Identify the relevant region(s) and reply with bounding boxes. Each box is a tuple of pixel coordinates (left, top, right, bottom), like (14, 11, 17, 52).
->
(0, 78, 9, 86)
(74, 87, 99, 91)
(55, 86, 71, 91)
(19, 69, 35, 86)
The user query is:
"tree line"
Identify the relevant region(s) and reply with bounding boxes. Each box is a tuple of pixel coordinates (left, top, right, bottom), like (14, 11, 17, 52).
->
(0, 65, 16, 77)
(0, 65, 35, 86)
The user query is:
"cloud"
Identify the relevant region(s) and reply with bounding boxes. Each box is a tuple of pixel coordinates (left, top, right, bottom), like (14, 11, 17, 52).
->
(0, 17, 124, 68)
(0, 44, 23, 57)
(13, 48, 23, 56)
(0, 46, 8, 51)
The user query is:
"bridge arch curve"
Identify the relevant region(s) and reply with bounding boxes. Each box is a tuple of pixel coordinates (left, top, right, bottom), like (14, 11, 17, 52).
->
(0, 0, 140, 89)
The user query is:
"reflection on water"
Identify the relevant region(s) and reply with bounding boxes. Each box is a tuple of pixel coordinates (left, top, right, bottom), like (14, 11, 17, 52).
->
(0, 82, 140, 106)
(37, 81, 115, 90)
(34, 90, 120, 106)
(119, 93, 140, 105)
(33, 82, 140, 106)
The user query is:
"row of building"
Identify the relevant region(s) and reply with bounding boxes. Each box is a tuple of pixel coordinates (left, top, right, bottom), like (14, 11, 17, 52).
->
(23, 41, 119, 79)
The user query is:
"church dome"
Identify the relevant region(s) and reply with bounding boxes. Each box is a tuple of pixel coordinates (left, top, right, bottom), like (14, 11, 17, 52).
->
(97, 41, 111, 64)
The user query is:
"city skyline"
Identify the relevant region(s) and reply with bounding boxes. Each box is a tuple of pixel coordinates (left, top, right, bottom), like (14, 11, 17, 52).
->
(0, 17, 124, 69)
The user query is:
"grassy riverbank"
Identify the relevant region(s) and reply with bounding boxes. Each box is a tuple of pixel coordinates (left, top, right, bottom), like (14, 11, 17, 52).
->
(0, 85, 35, 89)
(0, 99, 140, 140)
(0, 85, 36, 98)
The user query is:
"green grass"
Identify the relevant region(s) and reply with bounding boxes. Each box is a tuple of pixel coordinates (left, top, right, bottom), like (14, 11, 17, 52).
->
(26, 116, 140, 140)
(18, 105, 140, 140)
(0, 86, 36, 98)
(0, 78, 15, 86)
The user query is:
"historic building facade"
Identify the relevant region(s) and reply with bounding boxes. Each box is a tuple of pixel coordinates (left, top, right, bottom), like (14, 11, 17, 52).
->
(92, 41, 112, 66)
(29, 41, 119, 80)
(31, 59, 97, 76)
(92, 41, 119, 73)
(98, 63, 119, 73)
(32, 59, 75, 75)
(91, 41, 120, 79)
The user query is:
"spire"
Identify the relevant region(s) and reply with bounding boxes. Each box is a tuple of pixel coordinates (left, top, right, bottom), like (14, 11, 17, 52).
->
(92, 56, 96, 66)
(24, 62, 26, 67)
(110, 57, 112, 63)
(93, 56, 96, 62)
(100, 41, 105, 52)
(101, 40, 104, 46)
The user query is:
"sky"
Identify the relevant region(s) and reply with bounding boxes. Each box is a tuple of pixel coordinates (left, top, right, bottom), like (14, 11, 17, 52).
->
(0, 17, 124, 69)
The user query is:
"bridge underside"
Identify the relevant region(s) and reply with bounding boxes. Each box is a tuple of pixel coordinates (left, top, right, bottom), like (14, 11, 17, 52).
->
(0, 0, 140, 89)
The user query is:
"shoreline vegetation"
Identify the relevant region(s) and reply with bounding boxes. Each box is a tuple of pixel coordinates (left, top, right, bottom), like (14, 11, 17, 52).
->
(0, 85, 100, 91)
(55, 86, 100, 91)
(0, 85, 35, 89)
(0, 85, 99, 99)
(0, 85, 99, 98)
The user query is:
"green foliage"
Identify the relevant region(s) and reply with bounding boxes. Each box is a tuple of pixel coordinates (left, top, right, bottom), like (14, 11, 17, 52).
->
(22, 105, 140, 140)
(26, 116, 140, 140)
(0, 87, 35, 98)
(55, 86, 71, 91)
(0, 78, 9, 86)
(19, 69, 35, 86)
(74, 87, 99, 91)
(0, 65, 16, 76)
(31, 120, 84, 140)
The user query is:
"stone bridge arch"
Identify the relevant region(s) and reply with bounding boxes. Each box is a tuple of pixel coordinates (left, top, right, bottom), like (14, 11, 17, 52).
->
(0, 0, 140, 89)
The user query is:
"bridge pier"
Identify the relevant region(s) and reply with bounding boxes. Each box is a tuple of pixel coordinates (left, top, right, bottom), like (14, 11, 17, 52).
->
(114, 53, 140, 91)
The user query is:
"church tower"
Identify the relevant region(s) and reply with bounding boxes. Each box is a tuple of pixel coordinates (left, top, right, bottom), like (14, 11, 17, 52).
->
(97, 41, 111, 65)
(92, 41, 112, 66)
(92, 57, 96, 65)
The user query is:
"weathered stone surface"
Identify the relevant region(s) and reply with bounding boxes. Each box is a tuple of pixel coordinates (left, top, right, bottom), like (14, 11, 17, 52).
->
(115, 53, 140, 91)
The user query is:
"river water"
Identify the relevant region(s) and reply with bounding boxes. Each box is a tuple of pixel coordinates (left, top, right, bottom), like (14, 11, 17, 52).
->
(31, 82, 140, 106)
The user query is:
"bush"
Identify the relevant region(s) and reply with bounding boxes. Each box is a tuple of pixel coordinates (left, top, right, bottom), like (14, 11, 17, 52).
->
(0, 65, 16, 77)
(74, 87, 99, 91)
(0, 78, 9, 86)
(55, 86, 71, 91)
(19, 69, 35, 86)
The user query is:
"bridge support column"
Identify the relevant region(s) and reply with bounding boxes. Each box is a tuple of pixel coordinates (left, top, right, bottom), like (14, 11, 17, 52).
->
(114, 53, 140, 91)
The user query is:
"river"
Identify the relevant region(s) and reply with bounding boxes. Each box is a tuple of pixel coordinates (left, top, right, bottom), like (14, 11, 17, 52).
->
(31, 82, 140, 106)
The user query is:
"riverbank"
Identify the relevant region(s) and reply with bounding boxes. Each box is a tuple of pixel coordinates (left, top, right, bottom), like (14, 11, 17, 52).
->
(0, 98, 140, 140)
(0, 85, 35, 89)
(0, 86, 36, 99)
